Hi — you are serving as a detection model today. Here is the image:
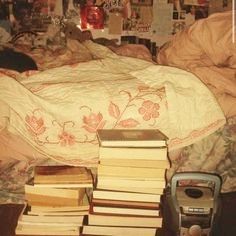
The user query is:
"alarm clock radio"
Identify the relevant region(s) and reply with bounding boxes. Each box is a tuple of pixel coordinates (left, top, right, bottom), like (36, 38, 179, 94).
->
(163, 172, 222, 236)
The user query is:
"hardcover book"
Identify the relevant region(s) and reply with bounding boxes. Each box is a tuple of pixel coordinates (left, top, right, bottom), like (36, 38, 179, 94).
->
(97, 129, 168, 147)
(34, 165, 93, 185)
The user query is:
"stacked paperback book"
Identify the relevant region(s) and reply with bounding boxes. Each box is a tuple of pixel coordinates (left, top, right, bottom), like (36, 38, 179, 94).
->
(82, 129, 169, 236)
(15, 165, 93, 236)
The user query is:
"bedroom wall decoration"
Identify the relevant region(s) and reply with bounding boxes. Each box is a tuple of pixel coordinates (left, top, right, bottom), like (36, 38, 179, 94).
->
(80, 5, 105, 29)
(0, 0, 232, 47)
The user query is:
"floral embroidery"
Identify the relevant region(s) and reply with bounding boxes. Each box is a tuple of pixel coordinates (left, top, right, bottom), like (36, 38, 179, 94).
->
(109, 102, 120, 119)
(58, 131, 76, 146)
(25, 111, 46, 136)
(138, 100, 160, 121)
(118, 118, 140, 127)
(82, 112, 106, 133)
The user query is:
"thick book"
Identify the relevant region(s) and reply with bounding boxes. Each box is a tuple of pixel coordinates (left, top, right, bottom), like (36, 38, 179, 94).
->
(34, 165, 93, 185)
(82, 225, 157, 236)
(97, 164, 166, 180)
(97, 129, 168, 147)
(100, 158, 170, 169)
(25, 183, 86, 207)
(99, 146, 168, 160)
(92, 189, 161, 203)
(88, 213, 163, 228)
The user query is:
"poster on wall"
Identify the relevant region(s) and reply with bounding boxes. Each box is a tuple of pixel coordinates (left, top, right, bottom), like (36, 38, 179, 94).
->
(123, 5, 152, 32)
(10, 0, 65, 32)
(151, 1, 173, 35)
(168, 0, 209, 25)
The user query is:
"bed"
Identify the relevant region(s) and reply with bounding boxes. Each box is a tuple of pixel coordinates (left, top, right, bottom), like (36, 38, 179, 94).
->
(157, 10, 236, 193)
(0, 11, 235, 205)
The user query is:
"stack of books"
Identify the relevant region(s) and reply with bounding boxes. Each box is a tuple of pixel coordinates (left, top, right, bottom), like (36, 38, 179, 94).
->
(82, 129, 169, 236)
(15, 165, 94, 236)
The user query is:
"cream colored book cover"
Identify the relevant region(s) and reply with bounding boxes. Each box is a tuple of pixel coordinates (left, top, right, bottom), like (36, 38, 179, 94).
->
(97, 164, 166, 180)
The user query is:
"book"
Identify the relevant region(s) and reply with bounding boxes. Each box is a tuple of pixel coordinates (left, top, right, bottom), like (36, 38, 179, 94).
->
(19, 214, 84, 225)
(28, 209, 88, 216)
(34, 182, 94, 189)
(87, 214, 163, 228)
(96, 185, 164, 194)
(33, 182, 93, 188)
(96, 176, 166, 189)
(91, 204, 160, 216)
(91, 198, 160, 209)
(97, 164, 166, 180)
(99, 158, 170, 169)
(34, 165, 93, 185)
(29, 202, 89, 213)
(92, 189, 161, 203)
(97, 129, 168, 147)
(99, 146, 168, 160)
(15, 224, 80, 235)
(82, 225, 157, 236)
(27, 194, 90, 216)
(25, 184, 86, 207)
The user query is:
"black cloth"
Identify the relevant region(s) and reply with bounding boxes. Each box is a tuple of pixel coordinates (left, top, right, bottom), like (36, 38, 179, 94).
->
(0, 49, 37, 72)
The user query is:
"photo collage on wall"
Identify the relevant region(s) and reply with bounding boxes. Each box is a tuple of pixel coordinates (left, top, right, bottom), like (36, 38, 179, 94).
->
(168, 0, 210, 34)
(0, 0, 154, 33)
(0, 0, 232, 36)
(0, 0, 65, 33)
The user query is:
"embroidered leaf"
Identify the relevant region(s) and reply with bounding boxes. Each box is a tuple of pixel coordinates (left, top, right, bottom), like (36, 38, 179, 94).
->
(118, 118, 139, 128)
(109, 102, 120, 119)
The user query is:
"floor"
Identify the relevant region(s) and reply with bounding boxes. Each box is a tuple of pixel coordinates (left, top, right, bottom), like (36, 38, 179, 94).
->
(0, 191, 236, 236)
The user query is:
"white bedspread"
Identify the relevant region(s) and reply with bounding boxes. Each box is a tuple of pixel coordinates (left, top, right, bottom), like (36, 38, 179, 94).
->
(0, 41, 225, 166)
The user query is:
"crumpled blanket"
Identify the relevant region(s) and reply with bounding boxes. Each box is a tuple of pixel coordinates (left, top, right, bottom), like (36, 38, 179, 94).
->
(0, 41, 225, 166)
(157, 11, 236, 118)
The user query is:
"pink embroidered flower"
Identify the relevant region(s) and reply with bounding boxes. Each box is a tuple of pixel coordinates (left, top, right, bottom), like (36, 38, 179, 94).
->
(82, 112, 106, 133)
(138, 85, 149, 91)
(25, 115, 46, 135)
(138, 100, 160, 121)
(58, 131, 76, 146)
